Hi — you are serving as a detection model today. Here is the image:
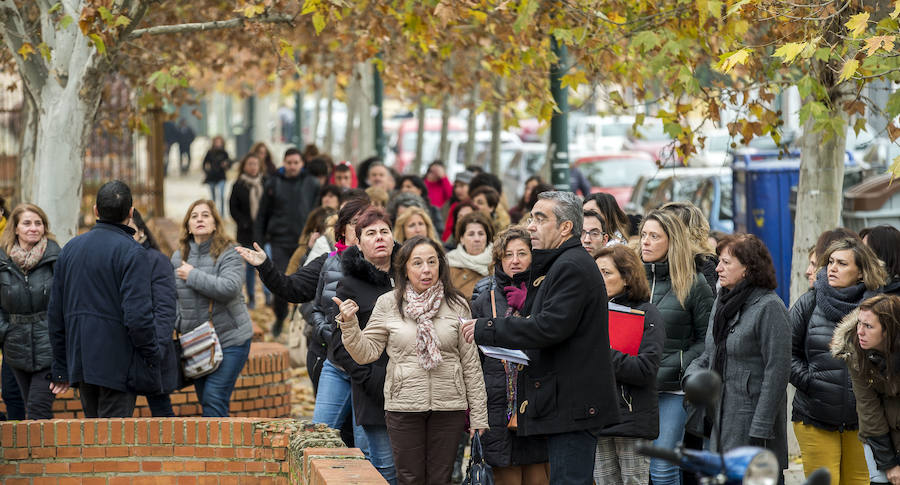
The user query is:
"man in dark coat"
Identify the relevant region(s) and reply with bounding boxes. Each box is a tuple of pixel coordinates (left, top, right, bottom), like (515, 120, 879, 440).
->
(462, 191, 620, 485)
(254, 147, 320, 337)
(47, 181, 161, 418)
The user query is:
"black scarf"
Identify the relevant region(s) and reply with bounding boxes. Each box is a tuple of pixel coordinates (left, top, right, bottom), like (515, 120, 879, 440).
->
(712, 279, 754, 376)
(813, 269, 868, 322)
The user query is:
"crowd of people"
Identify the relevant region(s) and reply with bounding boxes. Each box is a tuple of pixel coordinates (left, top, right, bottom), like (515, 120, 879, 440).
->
(3, 136, 900, 485)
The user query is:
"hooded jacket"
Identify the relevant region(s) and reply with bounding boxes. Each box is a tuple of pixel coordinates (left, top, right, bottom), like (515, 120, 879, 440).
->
(254, 170, 319, 247)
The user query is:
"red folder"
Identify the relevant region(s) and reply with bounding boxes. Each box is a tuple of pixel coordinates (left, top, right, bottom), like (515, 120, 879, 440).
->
(608, 308, 645, 356)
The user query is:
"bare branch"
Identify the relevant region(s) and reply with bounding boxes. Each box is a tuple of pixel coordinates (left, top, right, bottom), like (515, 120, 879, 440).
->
(127, 13, 296, 40)
(0, 0, 48, 91)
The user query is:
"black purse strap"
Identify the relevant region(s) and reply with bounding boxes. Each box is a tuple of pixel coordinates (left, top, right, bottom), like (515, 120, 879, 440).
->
(470, 433, 484, 464)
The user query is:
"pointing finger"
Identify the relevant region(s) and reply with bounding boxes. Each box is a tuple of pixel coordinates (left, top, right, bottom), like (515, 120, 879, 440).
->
(332, 297, 343, 307)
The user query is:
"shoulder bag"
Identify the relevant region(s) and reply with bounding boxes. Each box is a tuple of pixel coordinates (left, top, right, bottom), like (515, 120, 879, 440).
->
(176, 301, 223, 379)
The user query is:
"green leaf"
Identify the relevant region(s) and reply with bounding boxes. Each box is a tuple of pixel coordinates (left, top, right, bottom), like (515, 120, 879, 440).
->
(663, 122, 683, 138)
(797, 75, 826, 100)
(312, 12, 326, 35)
(513, 0, 539, 34)
(560, 70, 588, 90)
(886, 91, 900, 118)
(632, 31, 660, 52)
(853, 117, 867, 135)
(798, 101, 827, 126)
(114, 15, 131, 28)
(59, 14, 73, 29)
(813, 47, 832, 62)
(726, 0, 751, 16)
(37, 42, 51, 62)
(97, 6, 113, 24)
(88, 34, 106, 56)
(49, 2, 62, 14)
(301, 0, 318, 16)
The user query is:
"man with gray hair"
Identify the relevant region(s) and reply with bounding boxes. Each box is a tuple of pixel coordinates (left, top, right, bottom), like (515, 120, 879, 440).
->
(462, 190, 619, 484)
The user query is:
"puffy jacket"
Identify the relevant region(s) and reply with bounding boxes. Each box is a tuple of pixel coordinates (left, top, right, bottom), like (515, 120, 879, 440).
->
(310, 252, 344, 363)
(600, 297, 665, 440)
(0, 240, 60, 373)
(172, 240, 253, 349)
(254, 171, 319, 247)
(471, 270, 548, 468)
(644, 261, 714, 391)
(340, 291, 489, 429)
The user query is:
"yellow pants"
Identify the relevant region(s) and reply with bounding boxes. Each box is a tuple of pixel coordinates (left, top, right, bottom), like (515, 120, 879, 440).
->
(793, 422, 869, 485)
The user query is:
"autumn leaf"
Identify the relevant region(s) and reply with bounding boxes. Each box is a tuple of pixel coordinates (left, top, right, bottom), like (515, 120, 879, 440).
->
(845, 12, 869, 38)
(88, 33, 106, 55)
(864, 35, 895, 56)
(772, 42, 805, 64)
(888, 123, 900, 142)
(312, 12, 326, 34)
(608, 12, 626, 24)
(513, 0, 539, 33)
(37, 42, 51, 62)
(892, 1, 900, 19)
(889, 155, 900, 183)
(59, 15, 73, 29)
(236, 4, 266, 18)
(839, 58, 859, 83)
(714, 48, 751, 73)
(114, 15, 131, 28)
(560, 70, 588, 90)
(843, 100, 865, 117)
(17, 42, 34, 60)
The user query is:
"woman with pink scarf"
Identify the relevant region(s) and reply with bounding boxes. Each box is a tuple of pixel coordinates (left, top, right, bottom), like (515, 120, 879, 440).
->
(335, 236, 489, 485)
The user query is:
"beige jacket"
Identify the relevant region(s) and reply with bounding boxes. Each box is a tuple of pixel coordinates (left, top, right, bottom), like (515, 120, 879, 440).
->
(339, 291, 489, 429)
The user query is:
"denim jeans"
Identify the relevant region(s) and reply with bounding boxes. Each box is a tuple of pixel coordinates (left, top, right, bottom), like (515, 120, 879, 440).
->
(546, 429, 599, 485)
(312, 359, 367, 452)
(194, 339, 251, 417)
(363, 425, 397, 484)
(864, 443, 889, 483)
(208, 180, 226, 215)
(651, 393, 688, 485)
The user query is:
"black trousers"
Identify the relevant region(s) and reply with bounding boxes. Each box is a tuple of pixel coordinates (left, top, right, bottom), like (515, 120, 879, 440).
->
(270, 244, 298, 323)
(10, 367, 55, 420)
(385, 410, 466, 485)
(1, 359, 25, 419)
(79, 383, 136, 418)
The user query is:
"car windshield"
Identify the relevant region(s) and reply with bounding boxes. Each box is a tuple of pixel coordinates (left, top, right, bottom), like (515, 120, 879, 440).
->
(579, 157, 657, 187)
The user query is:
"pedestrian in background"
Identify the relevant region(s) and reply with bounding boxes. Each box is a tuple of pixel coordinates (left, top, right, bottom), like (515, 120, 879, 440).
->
(48, 181, 161, 418)
(791, 237, 886, 485)
(684, 234, 791, 478)
(250, 141, 277, 176)
(592, 244, 664, 485)
(860, 225, 900, 297)
(177, 119, 196, 175)
(202, 135, 231, 215)
(447, 211, 494, 299)
(661, 201, 719, 290)
(424, 161, 453, 209)
(128, 209, 178, 417)
(0, 204, 61, 419)
(172, 200, 253, 417)
(639, 209, 714, 485)
(394, 206, 439, 244)
(229, 153, 266, 309)
(584, 192, 630, 245)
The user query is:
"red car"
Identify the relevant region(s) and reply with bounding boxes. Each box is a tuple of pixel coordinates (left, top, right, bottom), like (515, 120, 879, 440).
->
(573, 152, 657, 207)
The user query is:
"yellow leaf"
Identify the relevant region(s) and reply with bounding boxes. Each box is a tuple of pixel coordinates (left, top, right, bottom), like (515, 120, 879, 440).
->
(17, 42, 34, 60)
(560, 70, 588, 90)
(845, 12, 869, 38)
(800, 37, 820, 59)
(468, 9, 487, 23)
(864, 35, 896, 56)
(714, 48, 751, 74)
(236, 4, 265, 18)
(772, 42, 806, 64)
(609, 12, 625, 24)
(839, 58, 859, 83)
(892, 0, 900, 19)
(312, 12, 325, 34)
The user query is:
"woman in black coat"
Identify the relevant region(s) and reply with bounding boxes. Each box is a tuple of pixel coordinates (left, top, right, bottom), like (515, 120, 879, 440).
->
(0, 204, 60, 419)
(202, 135, 231, 215)
(128, 209, 179, 416)
(593, 244, 665, 485)
(471, 227, 549, 485)
(229, 153, 266, 309)
(861, 225, 900, 297)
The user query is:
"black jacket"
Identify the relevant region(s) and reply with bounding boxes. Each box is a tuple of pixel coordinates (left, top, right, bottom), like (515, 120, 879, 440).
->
(644, 261, 714, 391)
(474, 237, 620, 436)
(47, 222, 161, 394)
(202, 148, 230, 184)
(144, 243, 179, 394)
(229, 176, 265, 247)
(471, 269, 548, 467)
(599, 297, 665, 439)
(254, 171, 319, 247)
(256, 252, 328, 304)
(695, 254, 719, 291)
(311, 252, 345, 363)
(330, 245, 396, 426)
(0, 240, 60, 373)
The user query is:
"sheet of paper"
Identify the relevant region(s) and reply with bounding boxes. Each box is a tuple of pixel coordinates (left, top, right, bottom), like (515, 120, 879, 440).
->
(478, 345, 530, 366)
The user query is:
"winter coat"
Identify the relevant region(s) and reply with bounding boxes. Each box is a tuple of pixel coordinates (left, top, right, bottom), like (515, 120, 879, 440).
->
(339, 290, 489, 429)
(424, 176, 453, 208)
(471, 270, 549, 468)
(684, 287, 791, 469)
(695, 254, 719, 291)
(0, 240, 60, 373)
(229, 176, 265, 247)
(256, 252, 328, 305)
(144, 243, 179, 394)
(832, 309, 900, 471)
(600, 297, 665, 440)
(883, 278, 900, 298)
(450, 267, 484, 300)
(790, 287, 871, 431)
(202, 148, 231, 184)
(254, 171, 319, 248)
(48, 222, 161, 394)
(474, 237, 620, 436)
(644, 260, 714, 391)
(171, 240, 253, 350)
(330, 245, 397, 426)
(310, 252, 345, 363)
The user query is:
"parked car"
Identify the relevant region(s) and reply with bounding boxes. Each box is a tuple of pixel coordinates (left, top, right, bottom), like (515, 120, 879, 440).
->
(626, 166, 734, 233)
(388, 117, 465, 173)
(573, 151, 657, 207)
(444, 130, 523, 179)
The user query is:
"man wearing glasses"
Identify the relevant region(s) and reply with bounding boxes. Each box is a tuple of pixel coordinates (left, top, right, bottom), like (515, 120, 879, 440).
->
(580, 209, 610, 257)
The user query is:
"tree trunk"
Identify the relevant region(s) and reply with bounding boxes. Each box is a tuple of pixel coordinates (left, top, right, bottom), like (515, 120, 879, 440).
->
(789, 95, 849, 304)
(325, 75, 335, 155)
(358, 62, 374, 160)
(312, 82, 322, 147)
(18, 93, 37, 204)
(465, 85, 478, 168)
(490, 102, 502, 175)
(343, 68, 358, 162)
(412, 100, 426, 175)
(439, 94, 450, 163)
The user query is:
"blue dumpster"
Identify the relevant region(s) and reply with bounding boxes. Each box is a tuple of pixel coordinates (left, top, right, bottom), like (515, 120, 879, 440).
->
(733, 159, 801, 304)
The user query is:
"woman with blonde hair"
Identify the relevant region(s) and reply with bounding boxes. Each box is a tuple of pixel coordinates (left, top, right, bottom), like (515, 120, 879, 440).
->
(394, 206, 439, 243)
(0, 204, 60, 419)
(660, 201, 718, 289)
(791, 237, 886, 485)
(172, 199, 253, 417)
(639, 209, 714, 485)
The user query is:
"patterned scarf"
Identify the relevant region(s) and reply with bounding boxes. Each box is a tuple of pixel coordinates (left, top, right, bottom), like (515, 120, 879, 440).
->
(403, 280, 445, 371)
(238, 173, 264, 220)
(9, 237, 47, 273)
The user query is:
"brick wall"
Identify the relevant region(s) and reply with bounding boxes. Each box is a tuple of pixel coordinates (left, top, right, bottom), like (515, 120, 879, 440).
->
(0, 418, 386, 484)
(1, 342, 289, 419)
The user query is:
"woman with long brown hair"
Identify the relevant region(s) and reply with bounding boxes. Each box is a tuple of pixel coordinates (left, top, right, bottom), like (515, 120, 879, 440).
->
(171, 199, 253, 417)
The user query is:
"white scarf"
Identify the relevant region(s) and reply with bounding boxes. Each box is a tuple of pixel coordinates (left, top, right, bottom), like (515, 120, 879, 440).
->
(446, 243, 493, 276)
(239, 173, 264, 220)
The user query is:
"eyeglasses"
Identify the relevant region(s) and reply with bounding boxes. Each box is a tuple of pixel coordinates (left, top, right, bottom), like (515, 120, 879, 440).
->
(526, 215, 552, 226)
(581, 229, 606, 240)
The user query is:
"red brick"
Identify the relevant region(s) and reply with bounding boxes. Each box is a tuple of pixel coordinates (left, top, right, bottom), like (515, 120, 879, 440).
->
(205, 460, 226, 472)
(3, 447, 28, 459)
(96, 420, 109, 445)
(178, 478, 197, 485)
(28, 421, 42, 446)
(225, 461, 245, 472)
(94, 461, 140, 473)
(149, 419, 160, 444)
(110, 478, 132, 485)
(56, 447, 80, 458)
(150, 445, 174, 456)
(174, 445, 194, 456)
(182, 461, 205, 472)
(209, 420, 219, 444)
(32, 447, 57, 458)
(161, 419, 173, 443)
(82, 446, 105, 458)
(105, 446, 129, 457)
(69, 462, 93, 473)
(110, 420, 123, 444)
(185, 419, 196, 444)
(136, 419, 149, 443)
(5, 479, 30, 485)
(194, 447, 216, 458)
(83, 420, 95, 445)
(162, 461, 183, 472)
(124, 420, 135, 443)
(67, 421, 81, 445)
(0, 463, 17, 475)
(65, 399, 81, 410)
(44, 462, 69, 473)
(220, 477, 240, 485)
(196, 421, 207, 444)
(14, 422, 27, 447)
(54, 421, 68, 445)
(82, 478, 107, 485)
(215, 446, 235, 458)
(235, 447, 255, 458)
(265, 462, 282, 473)
(33, 478, 59, 485)
(134, 478, 178, 485)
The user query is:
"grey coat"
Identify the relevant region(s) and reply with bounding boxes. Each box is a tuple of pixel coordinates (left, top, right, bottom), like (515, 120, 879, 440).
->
(684, 287, 791, 469)
(171, 240, 253, 349)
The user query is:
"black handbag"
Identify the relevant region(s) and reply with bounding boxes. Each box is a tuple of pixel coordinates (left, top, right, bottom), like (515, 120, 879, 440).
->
(462, 433, 494, 485)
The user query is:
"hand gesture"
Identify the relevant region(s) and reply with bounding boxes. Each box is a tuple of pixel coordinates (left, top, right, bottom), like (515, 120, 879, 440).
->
(307, 232, 320, 249)
(887, 465, 900, 485)
(175, 262, 194, 280)
(469, 428, 485, 438)
(332, 297, 359, 323)
(461, 318, 477, 344)
(235, 242, 267, 266)
(49, 381, 70, 395)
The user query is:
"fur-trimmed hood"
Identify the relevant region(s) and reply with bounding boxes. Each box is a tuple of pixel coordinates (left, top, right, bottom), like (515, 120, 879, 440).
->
(831, 308, 860, 362)
(340, 242, 400, 287)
